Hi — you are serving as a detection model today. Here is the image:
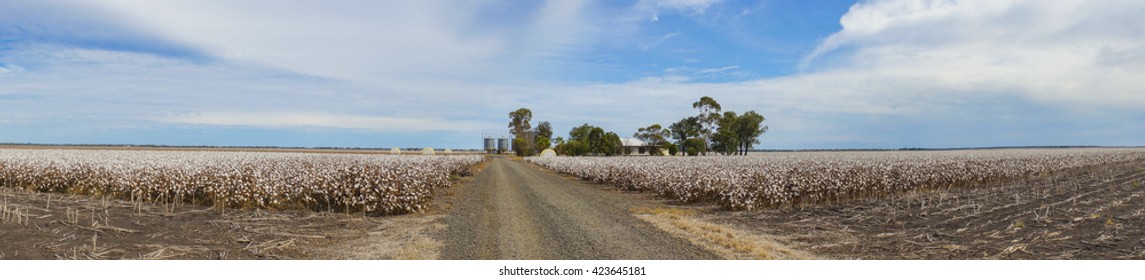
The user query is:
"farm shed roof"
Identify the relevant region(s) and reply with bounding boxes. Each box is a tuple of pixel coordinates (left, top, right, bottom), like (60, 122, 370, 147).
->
(619, 138, 646, 147)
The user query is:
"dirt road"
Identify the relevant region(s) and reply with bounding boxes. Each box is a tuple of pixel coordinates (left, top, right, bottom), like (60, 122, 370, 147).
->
(438, 157, 716, 259)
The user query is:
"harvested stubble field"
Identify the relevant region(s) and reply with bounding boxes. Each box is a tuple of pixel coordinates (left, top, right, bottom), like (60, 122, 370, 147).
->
(0, 148, 484, 259)
(528, 148, 1145, 259)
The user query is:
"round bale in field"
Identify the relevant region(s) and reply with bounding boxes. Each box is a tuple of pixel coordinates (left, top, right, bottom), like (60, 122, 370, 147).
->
(390, 147, 402, 154)
(444, 148, 453, 154)
(539, 148, 557, 157)
(421, 147, 435, 155)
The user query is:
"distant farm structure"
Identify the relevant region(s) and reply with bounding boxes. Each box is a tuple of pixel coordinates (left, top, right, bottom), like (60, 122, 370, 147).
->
(482, 132, 511, 154)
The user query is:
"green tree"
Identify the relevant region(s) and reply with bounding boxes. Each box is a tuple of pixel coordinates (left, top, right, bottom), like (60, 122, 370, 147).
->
(535, 136, 551, 153)
(560, 123, 623, 156)
(634, 124, 671, 156)
(512, 137, 533, 157)
(508, 108, 533, 137)
(508, 108, 533, 156)
(535, 121, 553, 140)
(561, 124, 597, 156)
(732, 111, 768, 155)
(711, 111, 740, 155)
(603, 132, 623, 156)
(669, 116, 701, 156)
(710, 110, 769, 156)
(568, 123, 595, 142)
(683, 138, 704, 156)
(533, 121, 553, 153)
(586, 126, 606, 155)
(559, 140, 587, 156)
(692, 96, 721, 155)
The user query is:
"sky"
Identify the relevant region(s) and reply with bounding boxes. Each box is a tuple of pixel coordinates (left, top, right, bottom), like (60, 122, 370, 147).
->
(1, 0, 1143, 149)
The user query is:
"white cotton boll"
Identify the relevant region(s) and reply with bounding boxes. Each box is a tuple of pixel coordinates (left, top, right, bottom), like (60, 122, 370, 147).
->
(524, 149, 1145, 209)
(0, 149, 482, 215)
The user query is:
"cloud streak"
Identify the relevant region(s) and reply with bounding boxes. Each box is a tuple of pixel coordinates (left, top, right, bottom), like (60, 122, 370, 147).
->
(162, 112, 495, 132)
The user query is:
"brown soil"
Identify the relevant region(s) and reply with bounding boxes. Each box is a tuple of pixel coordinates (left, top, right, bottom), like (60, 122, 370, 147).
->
(0, 165, 485, 260)
(703, 160, 1145, 259)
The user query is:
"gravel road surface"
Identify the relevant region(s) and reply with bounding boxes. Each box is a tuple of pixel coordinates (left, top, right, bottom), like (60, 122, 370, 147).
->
(439, 157, 717, 259)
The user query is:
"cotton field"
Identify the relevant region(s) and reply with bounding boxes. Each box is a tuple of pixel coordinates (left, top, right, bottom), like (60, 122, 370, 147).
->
(527, 148, 1145, 210)
(0, 149, 483, 214)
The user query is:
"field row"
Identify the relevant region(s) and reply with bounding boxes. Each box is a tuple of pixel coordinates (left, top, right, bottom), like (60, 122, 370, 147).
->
(527, 148, 1145, 210)
(0, 149, 484, 214)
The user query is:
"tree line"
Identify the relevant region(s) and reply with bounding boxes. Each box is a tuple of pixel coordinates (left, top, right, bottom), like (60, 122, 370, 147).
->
(507, 108, 624, 156)
(507, 96, 767, 156)
(633, 96, 767, 156)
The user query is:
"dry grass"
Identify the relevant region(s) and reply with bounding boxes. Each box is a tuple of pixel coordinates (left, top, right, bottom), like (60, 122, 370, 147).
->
(1, 198, 32, 226)
(313, 214, 445, 259)
(631, 206, 813, 260)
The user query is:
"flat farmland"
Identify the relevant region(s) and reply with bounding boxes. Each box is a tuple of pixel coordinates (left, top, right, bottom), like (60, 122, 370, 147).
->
(715, 159, 1145, 259)
(0, 148, 483, 259)
(4, 147, 1144, 259)
(527, 148, 1145, 259)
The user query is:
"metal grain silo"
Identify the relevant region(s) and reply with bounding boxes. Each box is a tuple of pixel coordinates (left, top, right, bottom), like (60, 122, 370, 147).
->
(484, 137, 496, 153)
(497, 138, 509, 154)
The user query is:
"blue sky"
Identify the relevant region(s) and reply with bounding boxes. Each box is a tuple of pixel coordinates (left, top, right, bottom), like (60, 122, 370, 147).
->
(1, 0, 1143, 149)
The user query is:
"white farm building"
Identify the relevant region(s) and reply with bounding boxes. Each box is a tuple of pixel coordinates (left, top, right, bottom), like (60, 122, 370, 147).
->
(619, 138, 665, 156)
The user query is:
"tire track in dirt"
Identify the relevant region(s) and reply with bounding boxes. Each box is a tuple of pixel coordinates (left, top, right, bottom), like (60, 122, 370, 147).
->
(438, 157, 717, 259)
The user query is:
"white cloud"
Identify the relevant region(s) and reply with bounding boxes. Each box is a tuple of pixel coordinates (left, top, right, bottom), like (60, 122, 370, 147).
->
(162, 112, 496, 132)
(82, 1, 464, 81)
(654, 65, 745, 82)
(80, 0, 604, 84)
(637, 0, 724, 22)
(803, 0, 1145, 108)
(647, 0, 723, 13)
(640, 32, 680, 50)
(0, 43, 499, 130)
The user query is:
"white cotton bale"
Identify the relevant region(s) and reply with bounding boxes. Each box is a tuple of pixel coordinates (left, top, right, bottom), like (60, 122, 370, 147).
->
(421, 147, 435, 155)
(539, 148, 557, 157)
(390, 148, 402, 154)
